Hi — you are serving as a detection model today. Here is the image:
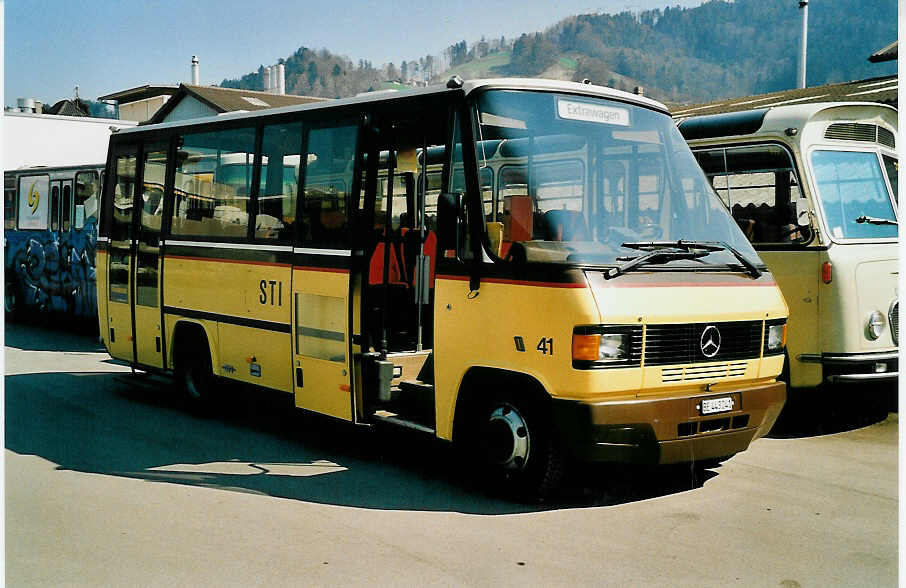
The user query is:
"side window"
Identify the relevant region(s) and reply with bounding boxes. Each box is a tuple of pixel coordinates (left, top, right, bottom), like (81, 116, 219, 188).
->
(62, 183, 72, 231)
(173, 127, 256, 239)
(111, 154, 137, 242)
(300, 125, 357, 249)
(700, 145, 803, 244)
(4, 175, 16, 230)
(50, 184, 61, 231)
(75, 170, 100, 228)
(257, 122, 302, 242)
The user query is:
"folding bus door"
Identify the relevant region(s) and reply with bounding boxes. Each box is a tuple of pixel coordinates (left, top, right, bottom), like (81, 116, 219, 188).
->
(291, 123, 358, 421)
(105, 145, 138, 361)
(132, 143, 168, 368)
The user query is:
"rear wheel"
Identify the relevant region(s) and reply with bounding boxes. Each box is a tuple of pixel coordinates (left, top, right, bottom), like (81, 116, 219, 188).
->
(470, 394, 564, 500)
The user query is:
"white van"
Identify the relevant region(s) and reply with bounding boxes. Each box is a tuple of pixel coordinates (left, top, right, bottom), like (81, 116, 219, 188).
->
(678, 102, 897, 390)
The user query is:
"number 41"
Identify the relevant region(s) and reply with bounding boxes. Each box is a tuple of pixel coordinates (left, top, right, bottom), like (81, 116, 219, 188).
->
(536, 337, 554, 356)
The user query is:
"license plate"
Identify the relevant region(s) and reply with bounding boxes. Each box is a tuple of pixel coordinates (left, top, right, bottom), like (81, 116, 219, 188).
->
(701, 396, 734, 415)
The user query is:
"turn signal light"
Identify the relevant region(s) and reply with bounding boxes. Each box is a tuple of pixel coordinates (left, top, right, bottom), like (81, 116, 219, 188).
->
(572, 333, 601, 362)
(821, 261, 832, 284)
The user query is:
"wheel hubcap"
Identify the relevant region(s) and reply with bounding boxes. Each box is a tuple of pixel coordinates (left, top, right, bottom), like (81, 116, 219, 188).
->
(486, 404, 530, 471)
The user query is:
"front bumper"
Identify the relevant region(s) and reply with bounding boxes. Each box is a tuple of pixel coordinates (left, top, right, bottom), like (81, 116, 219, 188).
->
(798, 351, 898, 384)
(551, 381, 786, 465)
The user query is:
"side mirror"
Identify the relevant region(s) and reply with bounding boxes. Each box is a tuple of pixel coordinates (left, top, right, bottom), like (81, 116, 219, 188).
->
(437, 192, 462, 251)
(795, 199, 810, 227)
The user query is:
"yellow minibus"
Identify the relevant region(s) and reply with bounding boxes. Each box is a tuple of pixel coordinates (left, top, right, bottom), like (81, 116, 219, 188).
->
(98, 78, 787, 496)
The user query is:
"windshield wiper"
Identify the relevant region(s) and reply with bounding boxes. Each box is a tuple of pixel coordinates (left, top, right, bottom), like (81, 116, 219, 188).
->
(619, 240, 762, 278)
(855, 215, 898, 226)
(605, 247, 709, 279)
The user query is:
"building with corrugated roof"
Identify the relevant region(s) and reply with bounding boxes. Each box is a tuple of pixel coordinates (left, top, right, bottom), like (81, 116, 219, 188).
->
(99, 83, 325, 124)
(670, 75, 897, 118)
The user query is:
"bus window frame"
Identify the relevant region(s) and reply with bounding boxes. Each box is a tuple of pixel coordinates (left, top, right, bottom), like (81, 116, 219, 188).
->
(806, 143, 898, 245)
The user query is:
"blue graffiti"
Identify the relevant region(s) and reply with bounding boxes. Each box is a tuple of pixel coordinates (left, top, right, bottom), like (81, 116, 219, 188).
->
(5, 218, 97, 319)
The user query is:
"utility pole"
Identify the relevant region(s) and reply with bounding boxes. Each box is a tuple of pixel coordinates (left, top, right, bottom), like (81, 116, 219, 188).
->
(797, 0, 808, 89)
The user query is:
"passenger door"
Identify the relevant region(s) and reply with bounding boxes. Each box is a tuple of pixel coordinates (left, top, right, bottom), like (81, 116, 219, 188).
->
(133, 143, 169, 368)
(291, 123, 359, 420)
(105, 145, 138, 361)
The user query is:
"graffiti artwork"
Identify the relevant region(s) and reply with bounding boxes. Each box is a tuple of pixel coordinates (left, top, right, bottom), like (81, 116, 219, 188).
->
(5, 218, 98, 319)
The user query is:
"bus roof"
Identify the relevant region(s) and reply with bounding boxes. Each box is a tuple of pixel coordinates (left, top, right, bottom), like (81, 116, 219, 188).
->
(677, 101, 898, 142)
(115, 78, 669, 136)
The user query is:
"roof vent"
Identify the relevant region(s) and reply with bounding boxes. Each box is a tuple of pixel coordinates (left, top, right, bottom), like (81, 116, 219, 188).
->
(825, 122, 877, 143)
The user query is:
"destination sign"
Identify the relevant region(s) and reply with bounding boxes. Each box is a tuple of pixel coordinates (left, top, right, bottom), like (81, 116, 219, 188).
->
(557, 99, 630, 126)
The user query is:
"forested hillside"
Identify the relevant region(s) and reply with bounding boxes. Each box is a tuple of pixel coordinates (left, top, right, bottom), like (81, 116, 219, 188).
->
(221, 0, 896, 104)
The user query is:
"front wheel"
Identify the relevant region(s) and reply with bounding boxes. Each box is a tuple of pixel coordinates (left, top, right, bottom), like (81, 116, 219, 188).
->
(470, 396, 564, 500)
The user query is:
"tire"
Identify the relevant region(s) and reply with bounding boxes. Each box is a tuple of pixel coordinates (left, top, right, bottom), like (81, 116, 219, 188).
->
(469, 394, 564, 501)
(4, 280, 21, 320)
(176, 333, 214, 409)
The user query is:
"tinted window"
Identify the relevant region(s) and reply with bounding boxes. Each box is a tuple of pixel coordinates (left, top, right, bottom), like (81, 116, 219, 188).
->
(300, 125, 357, 248)
(173, 127, 256, 239)
(75, 170, 100, 226)
(257, 122, 302, 242)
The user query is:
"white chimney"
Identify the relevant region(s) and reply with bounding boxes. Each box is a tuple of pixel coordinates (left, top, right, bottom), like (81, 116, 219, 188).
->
(191, 55, 200, 85)
(263, 67, 271, 92)
(277, 63, 285, 95)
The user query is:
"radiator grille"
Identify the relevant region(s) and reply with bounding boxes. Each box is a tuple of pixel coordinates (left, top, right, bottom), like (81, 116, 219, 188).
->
(890, 300, 899, 345)
(643, 321, 763, 366)
(878, 127, 896, 149)
(661, 361, 748, 382)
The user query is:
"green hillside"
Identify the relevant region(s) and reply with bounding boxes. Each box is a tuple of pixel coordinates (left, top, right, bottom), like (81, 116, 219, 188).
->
(222, 0, 897, 104)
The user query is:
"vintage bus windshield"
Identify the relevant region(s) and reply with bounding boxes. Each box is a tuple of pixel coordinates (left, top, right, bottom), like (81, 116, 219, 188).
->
(473, 90, 759, 268)
(810, 150, 898, 240)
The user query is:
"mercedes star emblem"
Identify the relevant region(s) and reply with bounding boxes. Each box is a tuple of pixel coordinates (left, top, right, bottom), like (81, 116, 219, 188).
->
(700, 325, 721, 358)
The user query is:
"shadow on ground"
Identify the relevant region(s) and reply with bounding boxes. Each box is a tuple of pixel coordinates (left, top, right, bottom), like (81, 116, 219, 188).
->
(768, 384, 897, 439)
(5, 320, 104, 353)
(5, 363, 717, 514)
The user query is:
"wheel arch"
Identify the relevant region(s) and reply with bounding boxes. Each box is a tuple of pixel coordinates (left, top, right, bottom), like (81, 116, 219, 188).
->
(169, 319, 218, 375)
(451, 366, 552, 444)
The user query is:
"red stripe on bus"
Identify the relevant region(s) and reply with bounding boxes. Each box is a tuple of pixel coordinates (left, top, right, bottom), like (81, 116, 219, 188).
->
(293, 266, 351, 274)
(599, 280, 777, 288)
(164, 255, 291, 268)
(435, 274, 587, 289)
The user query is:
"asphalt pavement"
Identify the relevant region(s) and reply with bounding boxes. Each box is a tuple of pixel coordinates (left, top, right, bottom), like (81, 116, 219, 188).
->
(4, 322, 898, 587)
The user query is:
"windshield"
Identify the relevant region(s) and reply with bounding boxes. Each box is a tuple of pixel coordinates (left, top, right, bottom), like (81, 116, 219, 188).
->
(810, 150, 897, 240)
(472, 90, 759, 269)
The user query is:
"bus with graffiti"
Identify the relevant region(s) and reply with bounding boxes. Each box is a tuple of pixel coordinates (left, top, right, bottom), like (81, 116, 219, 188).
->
(4, 164, 106, 322)
(3, 111, 135, 325)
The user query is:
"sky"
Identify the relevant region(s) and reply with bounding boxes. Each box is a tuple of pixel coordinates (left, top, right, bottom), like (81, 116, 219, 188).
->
(4, 0, 706, 107)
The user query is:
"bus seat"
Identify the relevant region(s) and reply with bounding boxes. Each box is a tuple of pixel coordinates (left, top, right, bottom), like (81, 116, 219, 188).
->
(503, 195, 533, 242)
(369, 235, 408, 287)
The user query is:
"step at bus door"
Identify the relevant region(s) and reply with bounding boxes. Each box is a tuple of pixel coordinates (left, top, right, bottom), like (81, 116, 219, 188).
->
(290, 123, 359, 421)
(132, 143, 168, 369)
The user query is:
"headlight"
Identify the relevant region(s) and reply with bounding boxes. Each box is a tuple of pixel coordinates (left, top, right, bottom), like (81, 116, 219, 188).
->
(766, 323, 787, 353)
(572, 327, 636, 368)
(867, 310, 886, 340)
